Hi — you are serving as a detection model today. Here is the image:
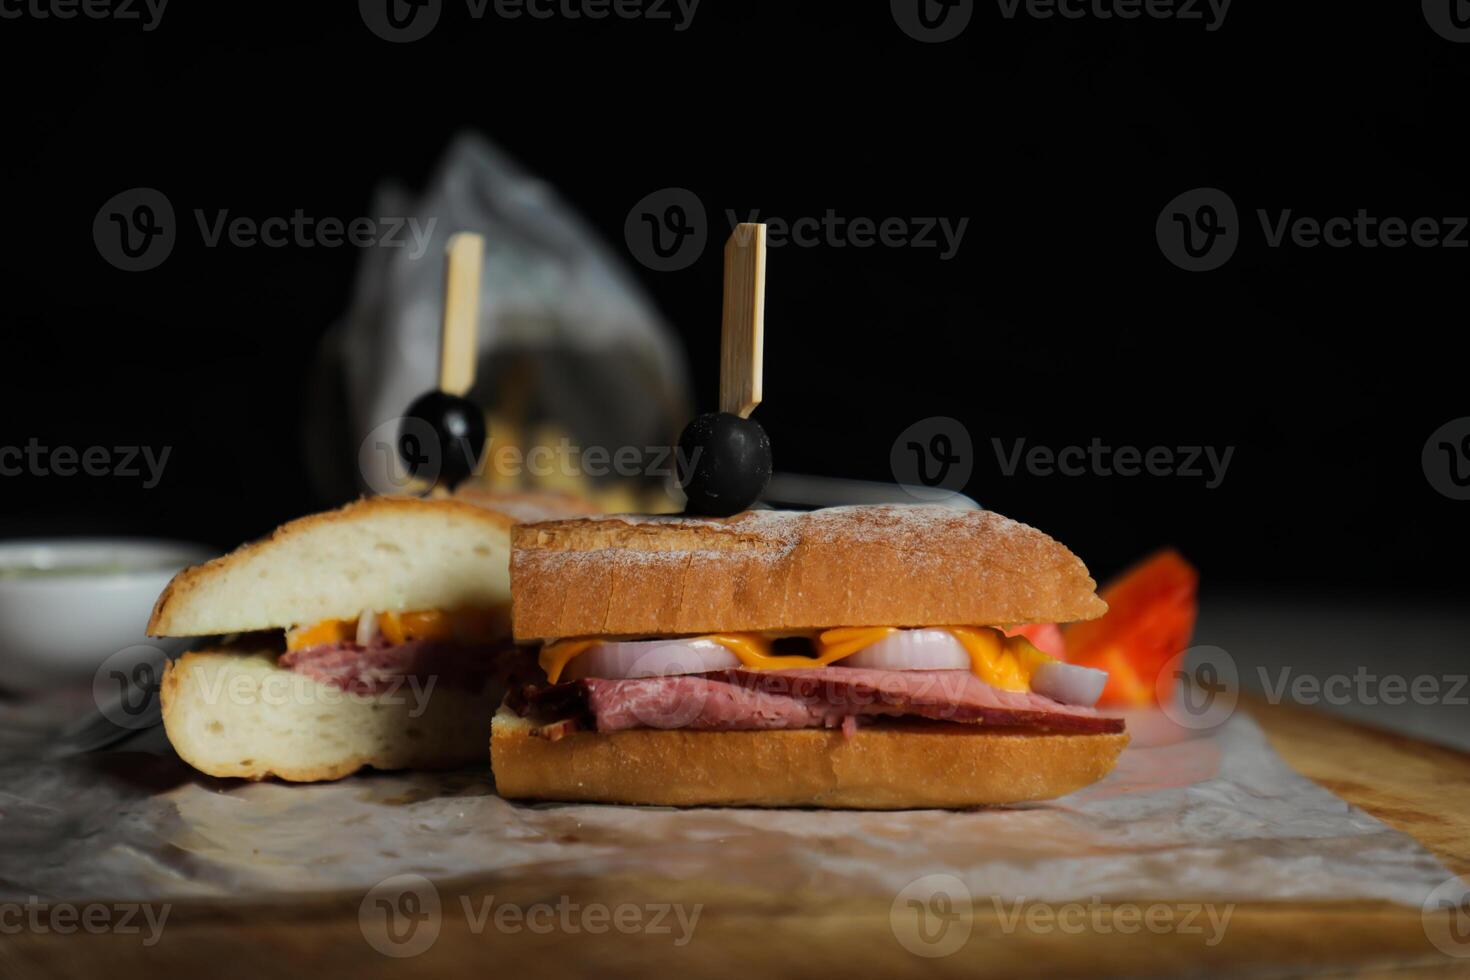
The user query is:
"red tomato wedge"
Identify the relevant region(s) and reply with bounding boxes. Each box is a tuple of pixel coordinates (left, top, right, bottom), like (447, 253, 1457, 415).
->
(1062, 549, 1199, 706)
(1003, 623, 1066, 659)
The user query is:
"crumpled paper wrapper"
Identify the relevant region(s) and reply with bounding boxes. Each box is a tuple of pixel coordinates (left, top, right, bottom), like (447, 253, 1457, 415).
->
(304, 132, 690, 508)
(0, 712, 1456, 908)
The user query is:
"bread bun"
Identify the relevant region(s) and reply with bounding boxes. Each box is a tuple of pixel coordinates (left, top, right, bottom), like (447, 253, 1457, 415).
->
(511, 505, 1107, 640)
(491, 705, 1127, 808)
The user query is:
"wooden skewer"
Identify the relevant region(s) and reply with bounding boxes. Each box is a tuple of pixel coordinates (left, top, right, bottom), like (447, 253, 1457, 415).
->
(438, 232, 484, 396)
(719, 223, 766, 418)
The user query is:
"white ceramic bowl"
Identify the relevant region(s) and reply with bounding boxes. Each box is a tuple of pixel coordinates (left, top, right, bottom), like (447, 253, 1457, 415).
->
(0, 539, 215, 692)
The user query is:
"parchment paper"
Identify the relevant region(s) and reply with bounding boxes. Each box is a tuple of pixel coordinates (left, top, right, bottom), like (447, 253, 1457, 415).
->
(0, 712, 1457, 908)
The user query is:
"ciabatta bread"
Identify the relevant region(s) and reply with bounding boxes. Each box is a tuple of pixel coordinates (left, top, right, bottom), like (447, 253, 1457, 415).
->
(511, 505, 1107, 641)
(491, 706, 1128, 808)
(153, 491, 595, 782)
(149, 496, 522, 637)
(162, 647, 499, 781)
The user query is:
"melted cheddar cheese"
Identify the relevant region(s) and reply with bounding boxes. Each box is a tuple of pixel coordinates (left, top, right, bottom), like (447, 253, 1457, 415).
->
(948, 626, 1048, 692)
(538, 625, 1054, 689)
(538, 639, 599, 682)
(285, 607, 508, 652)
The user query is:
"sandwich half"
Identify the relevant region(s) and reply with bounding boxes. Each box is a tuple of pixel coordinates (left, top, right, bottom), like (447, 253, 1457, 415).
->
(493, 504, 1128, 809)
(149, 492, 588, 781)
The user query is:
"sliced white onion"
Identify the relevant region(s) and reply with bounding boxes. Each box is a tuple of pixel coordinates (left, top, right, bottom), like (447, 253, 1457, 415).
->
(558, 630, 1110, 706)
(356, 609, 379, 646)
(1031, 660, 1108, 707)
(838, 629, 970, 671)
(563, 638, 741, 681)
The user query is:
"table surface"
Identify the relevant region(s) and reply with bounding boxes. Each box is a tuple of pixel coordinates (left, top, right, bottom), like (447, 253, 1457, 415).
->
(1199, 595, 1470, 752)
(3, 698, 1469, 979)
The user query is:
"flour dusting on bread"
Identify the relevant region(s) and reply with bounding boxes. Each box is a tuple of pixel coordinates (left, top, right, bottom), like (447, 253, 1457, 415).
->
(511, 505, 1106, 640)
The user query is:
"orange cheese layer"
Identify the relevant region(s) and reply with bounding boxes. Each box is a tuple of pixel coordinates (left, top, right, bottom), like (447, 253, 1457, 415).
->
(538, 626, 1053, 689)
(284, 607, 508, 652)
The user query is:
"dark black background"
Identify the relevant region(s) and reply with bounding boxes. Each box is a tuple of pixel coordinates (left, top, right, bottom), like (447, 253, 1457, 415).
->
(2, 1, 1466, 599)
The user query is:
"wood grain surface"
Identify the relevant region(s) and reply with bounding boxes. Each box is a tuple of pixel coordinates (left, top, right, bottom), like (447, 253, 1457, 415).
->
(3, 698, 1469, 979)
(718, 222, 765, 418)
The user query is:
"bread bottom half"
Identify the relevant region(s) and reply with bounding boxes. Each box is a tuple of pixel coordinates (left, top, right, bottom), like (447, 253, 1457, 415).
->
(490, 706, 1129, 809)
(161, 647, 499, 782)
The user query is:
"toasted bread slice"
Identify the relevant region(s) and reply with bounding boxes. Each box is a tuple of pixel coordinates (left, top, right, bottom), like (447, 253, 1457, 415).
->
(511, 505, 1108, 641)
(491, 705, 1128, 808)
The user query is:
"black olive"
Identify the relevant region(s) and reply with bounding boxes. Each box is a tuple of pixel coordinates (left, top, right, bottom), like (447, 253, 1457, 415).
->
(399, 390, 487, 488)
(676, 411, 772, 516)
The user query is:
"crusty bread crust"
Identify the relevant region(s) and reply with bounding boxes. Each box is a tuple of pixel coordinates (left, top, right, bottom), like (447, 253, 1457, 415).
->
(148, 496, 518, 637)
(161, 646, 499, 781)
(511, 505, 1107, 641)
(491, 706, 1128, 808)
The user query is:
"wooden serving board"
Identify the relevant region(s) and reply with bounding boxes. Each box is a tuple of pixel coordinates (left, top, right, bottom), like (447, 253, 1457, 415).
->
(4, 698, 1469, 979)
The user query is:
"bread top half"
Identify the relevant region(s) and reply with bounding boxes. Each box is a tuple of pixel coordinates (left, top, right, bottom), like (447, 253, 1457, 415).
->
(510, 505, 1108, 641)
(148, 493, 587, 638)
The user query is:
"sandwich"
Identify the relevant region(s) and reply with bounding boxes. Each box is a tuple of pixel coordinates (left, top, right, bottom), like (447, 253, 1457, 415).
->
(492, 504, 1128, 809)
(149, 490, 590, 781)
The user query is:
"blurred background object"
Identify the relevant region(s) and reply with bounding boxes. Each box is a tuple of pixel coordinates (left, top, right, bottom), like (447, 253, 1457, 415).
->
(0, 539, 208, 693)
(305, 134, 690, 514)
